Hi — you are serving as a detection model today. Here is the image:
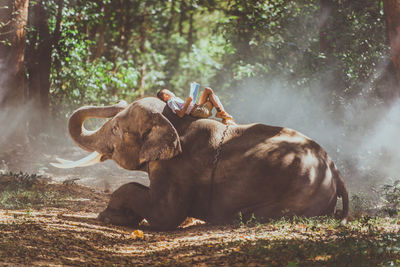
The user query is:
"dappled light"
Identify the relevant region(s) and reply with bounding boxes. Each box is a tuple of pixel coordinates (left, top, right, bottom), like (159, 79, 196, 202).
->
(1, 0, 400, 265)
(0, 172, 398, 265)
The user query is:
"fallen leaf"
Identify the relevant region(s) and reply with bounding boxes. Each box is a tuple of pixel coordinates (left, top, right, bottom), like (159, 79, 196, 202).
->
(133, 230, 144, 240)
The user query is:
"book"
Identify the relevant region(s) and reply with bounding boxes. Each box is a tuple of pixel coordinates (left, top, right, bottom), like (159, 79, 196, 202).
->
(190, 82, 199, 104)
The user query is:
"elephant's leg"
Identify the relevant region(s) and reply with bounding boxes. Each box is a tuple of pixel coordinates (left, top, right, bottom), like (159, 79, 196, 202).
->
(98, 182, 144, 227)
(101, 181, 190, 230)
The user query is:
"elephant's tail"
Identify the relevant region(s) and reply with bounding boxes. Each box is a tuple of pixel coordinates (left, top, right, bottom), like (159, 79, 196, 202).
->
(336, 171, 349, 224)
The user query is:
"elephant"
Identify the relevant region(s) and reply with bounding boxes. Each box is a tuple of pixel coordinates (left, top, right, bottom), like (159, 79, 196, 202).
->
(58, 97, 349, 230)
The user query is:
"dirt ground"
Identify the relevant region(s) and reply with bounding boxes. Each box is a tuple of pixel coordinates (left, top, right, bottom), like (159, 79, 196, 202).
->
(0, 182, 399, 266)
(0, 143, 399, 266)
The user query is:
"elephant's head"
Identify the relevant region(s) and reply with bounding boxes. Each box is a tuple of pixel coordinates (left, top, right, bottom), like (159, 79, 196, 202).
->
(58, 97, 182, 170)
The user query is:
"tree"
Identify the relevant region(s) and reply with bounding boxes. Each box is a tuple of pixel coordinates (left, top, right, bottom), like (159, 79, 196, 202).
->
(26, 0, 63, 135)
(0, 0, 30, 146)
(319, 0, 336, 53)
(383, 0, 400, 92)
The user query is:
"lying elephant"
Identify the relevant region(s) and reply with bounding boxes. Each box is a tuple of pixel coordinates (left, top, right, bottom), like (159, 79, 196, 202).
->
(56, 97, 349, 229)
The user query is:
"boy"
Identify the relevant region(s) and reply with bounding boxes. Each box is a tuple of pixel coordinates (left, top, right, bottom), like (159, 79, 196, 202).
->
(157, 86, 235, 125)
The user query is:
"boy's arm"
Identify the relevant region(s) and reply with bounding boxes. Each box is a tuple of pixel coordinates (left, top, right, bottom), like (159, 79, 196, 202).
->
(176, 96, 193, 118)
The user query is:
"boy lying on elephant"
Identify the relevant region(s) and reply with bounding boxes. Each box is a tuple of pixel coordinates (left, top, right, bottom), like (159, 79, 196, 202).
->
(157, 86, 236, 125)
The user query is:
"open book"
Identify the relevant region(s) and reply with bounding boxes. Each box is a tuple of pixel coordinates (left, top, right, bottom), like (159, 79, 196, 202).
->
(190, 82, 199, 104)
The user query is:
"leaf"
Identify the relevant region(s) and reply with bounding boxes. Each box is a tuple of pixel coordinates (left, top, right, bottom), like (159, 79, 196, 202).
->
(133, 230, 144, 240)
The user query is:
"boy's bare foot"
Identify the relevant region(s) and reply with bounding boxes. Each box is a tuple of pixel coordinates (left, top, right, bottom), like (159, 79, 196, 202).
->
(222, 117, 236, 125)
(216, 110, 233, 119)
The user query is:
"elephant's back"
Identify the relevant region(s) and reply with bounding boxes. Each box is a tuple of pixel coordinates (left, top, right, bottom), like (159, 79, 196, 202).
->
(211, 123, 337, 217)
(220, 123, 323, 175)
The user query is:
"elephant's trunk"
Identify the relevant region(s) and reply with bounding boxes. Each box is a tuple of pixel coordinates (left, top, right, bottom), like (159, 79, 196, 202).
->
(68, 101, 128, 152)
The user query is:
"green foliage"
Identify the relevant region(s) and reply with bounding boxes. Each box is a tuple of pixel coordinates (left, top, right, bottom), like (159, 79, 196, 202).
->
(0, 189, 53, 209)
(214, 0, 388, 97)
(0, 172, 66, 209)
(42, 0, 390, 112)
(380, 180, 400, 217)
(52, 49, 141, 107)
(171, 35, 226, 93)
(350, 179, 400, 218)
(351, 191, 375, 217)
(226, 216, 400, 266)
(234, 212, 260, 227)
(49, 1, 143, 112)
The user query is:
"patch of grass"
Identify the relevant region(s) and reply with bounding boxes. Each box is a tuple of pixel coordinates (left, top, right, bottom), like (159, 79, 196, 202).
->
(0, 172, 399, 266)
(230, 233, 400, 266)
(142, 216, 400, 266)
(0, 172, 70, 209)
(218, 217, 400, 266)
(351, 191, 375, 217)
(380, 179, 400, 217)
(0, 188, 66, 209)
(350, 179, 400, 218)
(234, 212, 262, 227)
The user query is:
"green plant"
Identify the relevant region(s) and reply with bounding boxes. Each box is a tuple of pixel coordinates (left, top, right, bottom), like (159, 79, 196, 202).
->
(0, 172, 67, 210)
(350, 192, 374, 217)
(234, 212, 261, 227)
(380, 180, 400, 217)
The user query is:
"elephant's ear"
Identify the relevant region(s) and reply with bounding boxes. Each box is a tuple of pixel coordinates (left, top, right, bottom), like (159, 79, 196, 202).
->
(139, 113, 182, 164)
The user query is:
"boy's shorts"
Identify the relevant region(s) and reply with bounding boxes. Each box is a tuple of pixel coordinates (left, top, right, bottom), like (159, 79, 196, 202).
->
(190, 101, 212, 118)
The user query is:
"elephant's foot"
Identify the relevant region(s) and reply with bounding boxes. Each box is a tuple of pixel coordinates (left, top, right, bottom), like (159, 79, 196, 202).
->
(98, 207, 142, 227)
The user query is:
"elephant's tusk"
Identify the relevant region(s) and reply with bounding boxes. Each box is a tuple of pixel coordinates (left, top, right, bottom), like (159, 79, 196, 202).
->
(50, 151, 103, 168)
(55, 158, 73, 164)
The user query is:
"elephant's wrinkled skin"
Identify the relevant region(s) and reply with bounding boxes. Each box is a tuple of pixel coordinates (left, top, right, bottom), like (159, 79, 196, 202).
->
(68, 97, 349, 229)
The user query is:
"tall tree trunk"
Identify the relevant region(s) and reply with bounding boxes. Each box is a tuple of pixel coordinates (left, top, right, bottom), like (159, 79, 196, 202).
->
(122, 0, 132, 54)
(115, 0, 125, 49)
(137, 3, 148, 96)
(27, 0, 51, 136)
(319, 0, 335, 53)
(0, 0, 30, 147)
(165, 0, 185, 88)
(165, 0, 176, 36)
(178, 0, 186, 37)
(26, 0, 63, 136)
(53, 0, 63, 61)
(317, 0, 347, 96)
(383, 0, 400, 92)
(187, 3, 194, 53)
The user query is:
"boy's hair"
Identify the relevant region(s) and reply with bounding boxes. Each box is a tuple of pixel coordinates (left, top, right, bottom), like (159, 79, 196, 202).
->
(157, 90, 163, 100)
(156, 90, 164, 100)
(157, 89, 175, 101)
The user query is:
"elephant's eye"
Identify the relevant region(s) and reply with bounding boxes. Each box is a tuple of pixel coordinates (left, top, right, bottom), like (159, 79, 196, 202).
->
(111, 125, 119, 136)
(142, 129, 151, 140)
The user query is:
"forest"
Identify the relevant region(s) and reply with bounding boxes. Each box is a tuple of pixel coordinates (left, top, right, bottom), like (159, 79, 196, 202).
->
(0, 0, 400, 266)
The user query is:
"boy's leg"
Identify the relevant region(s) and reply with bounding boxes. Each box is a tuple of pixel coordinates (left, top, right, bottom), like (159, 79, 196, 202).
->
(190, 101, 212, 118)
(198, 89, 209, 105)
(199, 87, 235, 124)
(199, 87, 224, 111)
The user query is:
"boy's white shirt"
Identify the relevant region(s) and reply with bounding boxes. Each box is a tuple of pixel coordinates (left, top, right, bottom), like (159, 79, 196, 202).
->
(167, 96, 196, 115)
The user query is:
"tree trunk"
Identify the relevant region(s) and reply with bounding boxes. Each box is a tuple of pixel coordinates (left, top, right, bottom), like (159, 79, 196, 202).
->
(115, 0, 125, 50)
(52, 0, 63, 63)
(138, 4, 148, 96)
(165, 0, 176, 36)
(383, 0, 400, 91)
(122, 0, 132, 54)
(0, 0, 30, 147)
(178, 0, 186, 37)
(319, 0, 335, 53)
(164, 0, 185, 88)
(27, 0, 51, 136)
(26, 0, 63, 136)
(187, 3, 194, 53)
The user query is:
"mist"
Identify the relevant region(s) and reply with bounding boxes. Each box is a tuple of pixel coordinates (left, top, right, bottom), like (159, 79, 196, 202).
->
(229, 77, 399, 193)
